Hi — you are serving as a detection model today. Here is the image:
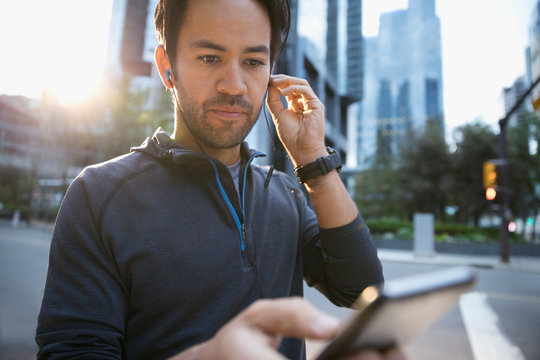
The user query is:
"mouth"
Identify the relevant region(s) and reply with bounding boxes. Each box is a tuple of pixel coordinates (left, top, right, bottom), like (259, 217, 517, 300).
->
(209, 107, 248, 120)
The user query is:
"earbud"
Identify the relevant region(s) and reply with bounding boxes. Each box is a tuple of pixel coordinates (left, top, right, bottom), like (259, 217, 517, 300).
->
(165, 68, 173, 87)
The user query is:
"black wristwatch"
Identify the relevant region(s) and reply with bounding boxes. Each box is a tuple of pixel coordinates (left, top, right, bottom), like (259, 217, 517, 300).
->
(294, 147, 342, 184)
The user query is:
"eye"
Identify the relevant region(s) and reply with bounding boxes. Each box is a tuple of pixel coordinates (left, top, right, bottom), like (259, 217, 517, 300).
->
(245, 59, 265, 68)
(198, 55, 220, 64)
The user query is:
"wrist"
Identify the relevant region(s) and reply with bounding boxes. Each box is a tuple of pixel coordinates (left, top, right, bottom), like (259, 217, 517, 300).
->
(290, 146, 328, 168)
(302, 168, 337, 190)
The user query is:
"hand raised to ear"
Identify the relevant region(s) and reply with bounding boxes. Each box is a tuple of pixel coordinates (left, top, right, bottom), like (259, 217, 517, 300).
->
(266, 74, 328, 167)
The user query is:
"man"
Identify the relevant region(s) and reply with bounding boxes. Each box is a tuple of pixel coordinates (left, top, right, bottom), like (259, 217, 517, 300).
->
(36, 0, 385, 359)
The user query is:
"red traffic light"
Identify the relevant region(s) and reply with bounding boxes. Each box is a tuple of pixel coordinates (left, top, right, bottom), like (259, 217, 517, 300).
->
(486, 187, 497, 200)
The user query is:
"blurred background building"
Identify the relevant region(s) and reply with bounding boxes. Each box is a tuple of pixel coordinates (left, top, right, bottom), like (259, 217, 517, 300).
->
(357, 0, 443, 169)
(0, 95, 92, 219)
(528, 0, 540, 107)
(105, 0, 163, 108)
(106, 0, 154, 78)
(503, 76, 531, 127)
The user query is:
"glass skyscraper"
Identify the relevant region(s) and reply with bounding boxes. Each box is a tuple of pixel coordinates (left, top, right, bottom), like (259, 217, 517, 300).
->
(357, 0, 443, 168)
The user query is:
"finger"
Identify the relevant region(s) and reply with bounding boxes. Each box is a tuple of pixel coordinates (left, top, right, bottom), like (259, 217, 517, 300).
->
(288, 96, 304, 114)
(344, 347, 406, 360)
(219, 324, 287, 360)
(270, 74, 310, 88)
(344, 349, 384, 360)
(278, 84, 318, 101)
(266, 84, 284, 116)
(240, 340, 288, 360)
(384, 348, 406, 360)
(241, 298, 340, 340)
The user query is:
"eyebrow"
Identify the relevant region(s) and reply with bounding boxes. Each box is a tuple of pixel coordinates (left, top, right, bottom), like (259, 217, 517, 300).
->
(189, 40, 269, 55)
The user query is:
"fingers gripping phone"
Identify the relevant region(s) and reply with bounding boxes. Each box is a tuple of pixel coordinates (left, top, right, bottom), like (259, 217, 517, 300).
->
(316, 267, 477, 360)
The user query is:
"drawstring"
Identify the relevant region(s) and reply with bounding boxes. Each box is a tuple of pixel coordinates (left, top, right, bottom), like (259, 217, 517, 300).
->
(264, 165, 274, 188)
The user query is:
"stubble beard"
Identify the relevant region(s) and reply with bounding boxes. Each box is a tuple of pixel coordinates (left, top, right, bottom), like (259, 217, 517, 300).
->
(175, 91, 262, 150)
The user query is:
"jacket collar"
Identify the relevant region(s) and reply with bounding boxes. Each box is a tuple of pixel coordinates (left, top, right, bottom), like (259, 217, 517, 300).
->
(131, 127, 266, 166)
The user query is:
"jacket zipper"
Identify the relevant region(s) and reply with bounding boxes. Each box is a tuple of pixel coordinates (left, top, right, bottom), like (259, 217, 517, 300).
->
(209, 153, 264, 252)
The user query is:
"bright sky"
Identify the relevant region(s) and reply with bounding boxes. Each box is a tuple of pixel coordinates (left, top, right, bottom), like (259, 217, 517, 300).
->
(0, 0, 113, 104)
(0, 0, 537, 135)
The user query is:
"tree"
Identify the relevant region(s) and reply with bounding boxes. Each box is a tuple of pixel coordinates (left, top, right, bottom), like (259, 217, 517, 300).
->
(397, 121, 451, 220)
(92, 74, 174, 162)
(354, 151, 405, 219)
(450, 121, 498, 225)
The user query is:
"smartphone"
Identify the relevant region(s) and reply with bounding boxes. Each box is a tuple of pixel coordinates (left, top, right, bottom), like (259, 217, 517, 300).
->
(316, 266, 477, 360)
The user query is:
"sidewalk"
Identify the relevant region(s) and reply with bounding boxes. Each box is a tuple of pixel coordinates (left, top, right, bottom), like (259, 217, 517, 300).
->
(378, 248, 540, 273)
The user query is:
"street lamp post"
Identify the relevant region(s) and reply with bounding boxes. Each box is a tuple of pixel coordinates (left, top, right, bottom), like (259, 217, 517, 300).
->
(497, 121, 510, 262)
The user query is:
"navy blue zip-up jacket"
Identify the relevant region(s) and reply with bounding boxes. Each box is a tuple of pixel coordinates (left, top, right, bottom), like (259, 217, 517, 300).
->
(36, 129, 383, 360)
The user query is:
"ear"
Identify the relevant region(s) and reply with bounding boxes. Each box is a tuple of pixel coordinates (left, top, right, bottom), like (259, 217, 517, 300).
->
(155, 45, 174, 89)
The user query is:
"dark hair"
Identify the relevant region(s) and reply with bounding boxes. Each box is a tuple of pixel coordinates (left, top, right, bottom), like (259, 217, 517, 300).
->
(154, 0, 290, 72)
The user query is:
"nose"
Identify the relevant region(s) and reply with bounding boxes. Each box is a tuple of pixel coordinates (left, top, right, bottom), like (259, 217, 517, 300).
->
(216, 63, 248, 96)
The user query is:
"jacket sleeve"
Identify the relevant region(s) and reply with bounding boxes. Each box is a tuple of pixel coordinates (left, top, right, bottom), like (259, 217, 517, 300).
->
(35, 174, 128, 359)
(300, 194, 384, 307)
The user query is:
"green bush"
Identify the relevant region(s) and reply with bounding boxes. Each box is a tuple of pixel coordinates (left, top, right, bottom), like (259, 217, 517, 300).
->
(435, 232, 452, 243)
(395, 227, 413, 240)
(366, 217, 525, 244)
(365, 218, 412, 234)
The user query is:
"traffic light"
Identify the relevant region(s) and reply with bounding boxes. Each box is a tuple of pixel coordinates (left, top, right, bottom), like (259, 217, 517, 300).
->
(483, 161, 497, 188)
(486, 187, 497, 200)
(532, 95, 540, 111)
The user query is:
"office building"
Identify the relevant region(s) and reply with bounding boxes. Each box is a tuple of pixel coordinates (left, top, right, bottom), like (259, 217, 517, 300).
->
(106, 0, 158, 77)
(106, 0, 163, 107)
(528, 0, 540, 107)
(0, 95, 89, 216)
(503, 76, 531, 127)
(357, 0, 443, 168)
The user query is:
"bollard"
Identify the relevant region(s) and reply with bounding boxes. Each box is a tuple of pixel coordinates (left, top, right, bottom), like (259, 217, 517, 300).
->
(414, 213, 435, 256)
(11, 210, 21, 228)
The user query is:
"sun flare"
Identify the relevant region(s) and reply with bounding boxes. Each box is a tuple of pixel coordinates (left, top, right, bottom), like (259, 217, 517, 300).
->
(1, 0, 112, 104)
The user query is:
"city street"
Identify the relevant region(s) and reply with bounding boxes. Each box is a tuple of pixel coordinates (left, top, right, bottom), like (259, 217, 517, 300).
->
(0, 220, 51, 360)
(1, 219, 539, 359)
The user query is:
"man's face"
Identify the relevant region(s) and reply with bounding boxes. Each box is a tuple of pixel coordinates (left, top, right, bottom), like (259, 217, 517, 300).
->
(173, 0, 272, 150)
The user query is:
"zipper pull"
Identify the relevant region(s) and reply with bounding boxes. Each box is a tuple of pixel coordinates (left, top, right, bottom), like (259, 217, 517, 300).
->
(241, 223, 246, 252)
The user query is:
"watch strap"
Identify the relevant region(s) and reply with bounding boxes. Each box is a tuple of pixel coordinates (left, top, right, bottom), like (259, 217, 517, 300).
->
(294, 147, 342, 184)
